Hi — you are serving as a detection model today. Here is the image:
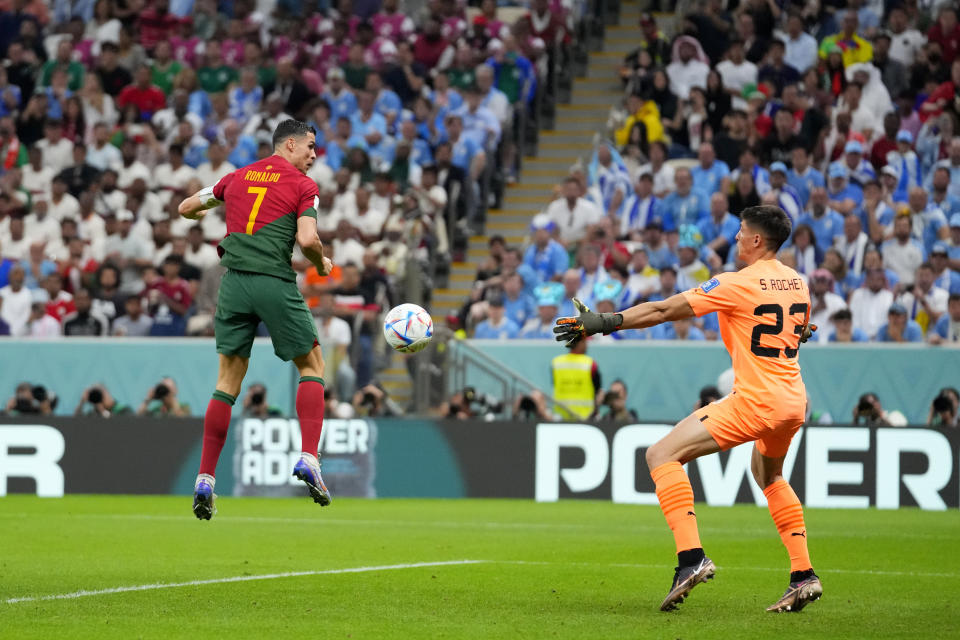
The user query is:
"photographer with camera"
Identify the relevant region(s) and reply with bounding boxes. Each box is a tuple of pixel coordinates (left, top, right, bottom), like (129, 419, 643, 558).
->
(4, 382, 56, 416)
(351, 382, 403, 418)
(928, 387, 959, 427)
(591, 379, 639, 422)
(513, 390, 556, 421)
(74, 384, 130, 418)
(137, 377, 190, 417)
(242, 383, 283, 418)
(445, 386, 505, 421)
(852, 392, 907, 426)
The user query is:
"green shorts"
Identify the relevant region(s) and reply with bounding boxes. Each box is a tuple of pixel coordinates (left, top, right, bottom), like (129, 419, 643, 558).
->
(215, 269, 318, 361)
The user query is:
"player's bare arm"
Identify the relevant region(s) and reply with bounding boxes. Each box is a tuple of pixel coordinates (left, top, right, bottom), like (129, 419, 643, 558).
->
(296, 215, 333, 276)
(552, 294, 694, 347)
(178, 185, 223, 220)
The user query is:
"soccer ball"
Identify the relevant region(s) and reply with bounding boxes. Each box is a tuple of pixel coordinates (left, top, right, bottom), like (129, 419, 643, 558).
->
(383, 303, 434, 353)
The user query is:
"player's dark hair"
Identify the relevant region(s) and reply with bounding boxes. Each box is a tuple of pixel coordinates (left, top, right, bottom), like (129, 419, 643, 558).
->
(272, 119, 315, 149)
(741, 205, 792, 251)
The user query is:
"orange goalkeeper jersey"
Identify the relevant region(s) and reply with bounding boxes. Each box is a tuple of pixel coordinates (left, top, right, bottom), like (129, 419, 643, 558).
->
(682, 259, 810, 420)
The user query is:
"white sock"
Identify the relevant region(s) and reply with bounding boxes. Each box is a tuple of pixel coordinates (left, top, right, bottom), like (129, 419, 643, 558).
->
(195, 473, 215, 489)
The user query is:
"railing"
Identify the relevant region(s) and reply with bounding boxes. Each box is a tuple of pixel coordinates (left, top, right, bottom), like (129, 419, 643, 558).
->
(443, 338, 577, 418)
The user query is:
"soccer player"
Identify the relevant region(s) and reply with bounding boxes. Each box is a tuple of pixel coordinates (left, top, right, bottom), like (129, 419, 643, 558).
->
(178, 120, 334, 520)
(554, 206, 821, 613)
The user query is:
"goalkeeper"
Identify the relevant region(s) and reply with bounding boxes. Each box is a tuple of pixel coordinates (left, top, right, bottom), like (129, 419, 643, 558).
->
(555, 206, 821, 614)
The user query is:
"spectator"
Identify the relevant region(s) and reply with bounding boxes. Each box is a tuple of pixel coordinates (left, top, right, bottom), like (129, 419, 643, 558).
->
(872, 33, 909, 105)
(138, 0, 180, 53)
(883, 212, 925, 286)
(74, 384, 131, 418)
(146, 255, 192, 336)
(575, 244, 608, 301)
(619, 172, 658, 239)
(758, 39, 800, 97)
(716, 40, 757, 112)
(39, 38, 84, 91)
(828, 308, 868, 342)
(690, 142, 730, 197)
(520, 282, 563, 339)
(797, 187, 844, 253)
(314, 289, 356, 401)
(116, 65, 167, 121)
(27, 301, 61, 337)
(0, 265, 30, 336)
(849, 268, 894, 339)
(778, 12, 818, 73)
(333, 262, 382, 387)
(897, 262, 949, 334)
(501, 271, 535, 329)
(544, 176, 602, 247)
(242, 383, 284, 418)
(674, 225, 710, 291)
(112, 294, 153, 337)
(835, 213, 871, 280)
(63, 288, 108, 336)
(877, 302, 923, 342)
(840, 140, 877, 189)
(929, 293, 960, 344)
(928, 167, 960, 219)
(928, 6, 960, 66)
(808, 268, 848, 342)
(647, 264, 680, 303)
(928, 242, 959, 294)
(136, 376, 190, 417)
(853, 392, 907, 426)
(58, 143, 101, 198)
(551, 337, 599, 419)
(658, 166, 709, 228)
(104, 210, 154, 294)
(474, 291, 519, 339)
(36, 118, 73, 174)
(0, 298, 8, 335)
(768, 162, 804, 224)
(819, 11, 873, 68)
(666, 36, 709, 100)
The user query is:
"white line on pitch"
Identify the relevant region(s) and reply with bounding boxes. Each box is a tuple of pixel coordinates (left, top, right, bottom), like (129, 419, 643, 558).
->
(0, 512, 949, 540)
(3, 560, 486, 605)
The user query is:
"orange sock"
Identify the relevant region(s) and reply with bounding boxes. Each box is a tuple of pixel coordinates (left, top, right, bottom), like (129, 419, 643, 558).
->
(651, 461, 701, 553)
(764, 479, 812, 572)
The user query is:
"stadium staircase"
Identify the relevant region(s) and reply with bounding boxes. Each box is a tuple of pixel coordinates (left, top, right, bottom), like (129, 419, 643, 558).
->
(381, 0, 671, 408)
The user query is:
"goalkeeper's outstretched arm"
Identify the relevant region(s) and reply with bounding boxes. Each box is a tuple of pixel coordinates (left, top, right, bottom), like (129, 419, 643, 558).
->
(178, 185, 222, 220)
(619, 293, 696, 330)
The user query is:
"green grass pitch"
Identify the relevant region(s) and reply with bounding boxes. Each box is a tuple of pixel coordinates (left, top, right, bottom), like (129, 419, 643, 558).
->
(1, 496, 957, 639)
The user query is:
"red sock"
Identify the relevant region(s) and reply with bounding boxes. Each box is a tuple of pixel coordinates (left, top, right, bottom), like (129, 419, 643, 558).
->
(296, 377, 325, 456)
(199, 391, 235, 477)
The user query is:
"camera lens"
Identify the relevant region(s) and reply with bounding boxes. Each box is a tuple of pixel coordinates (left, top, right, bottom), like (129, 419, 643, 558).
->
(154, 384, 170, 399)
(88, 388, 103, 404)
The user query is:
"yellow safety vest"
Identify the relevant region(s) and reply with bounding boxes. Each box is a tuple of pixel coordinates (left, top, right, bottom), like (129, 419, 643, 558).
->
(551, 353, 596, 419)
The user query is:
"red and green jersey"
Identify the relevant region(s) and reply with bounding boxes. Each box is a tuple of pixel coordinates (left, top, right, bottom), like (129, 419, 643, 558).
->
(213, 155, 319, 282)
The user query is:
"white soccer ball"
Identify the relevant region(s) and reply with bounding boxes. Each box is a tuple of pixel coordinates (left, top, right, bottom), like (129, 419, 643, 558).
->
(383, 303, 434, 353)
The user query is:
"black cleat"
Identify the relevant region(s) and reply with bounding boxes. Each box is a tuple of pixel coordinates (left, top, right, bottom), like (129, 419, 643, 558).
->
(659, 556, 716, 611)
(767, 575, 823, 613)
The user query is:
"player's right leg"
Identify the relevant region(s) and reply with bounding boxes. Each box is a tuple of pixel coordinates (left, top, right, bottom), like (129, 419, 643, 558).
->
(291, 345, 331, 506)
(752, 443, 822, 613)
(194, 353, 249, 520)
(195, 269, 257, 520)
(645, 411, 722, 611)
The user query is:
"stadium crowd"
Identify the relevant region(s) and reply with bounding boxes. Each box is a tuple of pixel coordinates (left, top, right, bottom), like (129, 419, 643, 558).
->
(461, 1, 960, 346)
(0, 0, 579, 396)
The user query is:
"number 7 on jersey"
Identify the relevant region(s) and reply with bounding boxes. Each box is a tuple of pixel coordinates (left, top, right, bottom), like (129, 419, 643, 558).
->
(245, 186, 268, 234)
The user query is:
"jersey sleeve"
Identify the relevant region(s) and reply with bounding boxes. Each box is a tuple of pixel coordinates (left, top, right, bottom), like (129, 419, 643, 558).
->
(681, 271, 743, 317)
(297, 177, 321, 219)
(212, 171, 235, 201)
